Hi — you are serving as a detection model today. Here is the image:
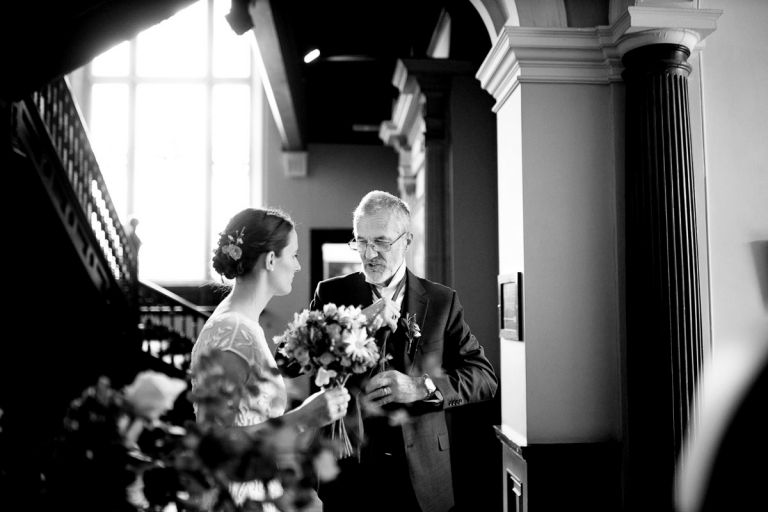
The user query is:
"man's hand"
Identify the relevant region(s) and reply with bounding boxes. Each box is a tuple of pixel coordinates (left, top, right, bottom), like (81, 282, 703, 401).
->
(362, 297, 400, 331)
(364, 370, 427, 406)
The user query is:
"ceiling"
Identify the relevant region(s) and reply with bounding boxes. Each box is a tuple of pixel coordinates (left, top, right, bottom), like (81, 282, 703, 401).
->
(1, 0, 492, 146)
(244, 0, 493, 146)
(1, 1, 199, 103)
(277, 0, 446, 146)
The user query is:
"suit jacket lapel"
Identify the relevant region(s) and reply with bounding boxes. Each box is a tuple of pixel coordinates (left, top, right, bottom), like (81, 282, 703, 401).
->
(348, 272, 375, 309)
(403, 270, 429, 368)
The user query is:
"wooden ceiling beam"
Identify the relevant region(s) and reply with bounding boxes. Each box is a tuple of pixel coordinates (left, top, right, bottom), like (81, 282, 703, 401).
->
(248, 0, 305, 151)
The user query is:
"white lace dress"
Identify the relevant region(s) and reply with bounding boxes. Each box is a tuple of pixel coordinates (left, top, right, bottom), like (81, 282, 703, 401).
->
(190, 311, 287, 508)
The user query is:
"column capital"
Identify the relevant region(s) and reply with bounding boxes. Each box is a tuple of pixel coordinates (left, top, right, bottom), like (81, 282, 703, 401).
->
(476, 5, 721, 112)
(379, 60, 422, 149)
(611, 6, 722, 57)
(622, 43, 693, 80)
(380, 58, 474, 145)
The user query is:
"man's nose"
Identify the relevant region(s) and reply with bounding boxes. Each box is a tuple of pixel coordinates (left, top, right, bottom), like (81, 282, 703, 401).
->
(363, 243, 379, 258)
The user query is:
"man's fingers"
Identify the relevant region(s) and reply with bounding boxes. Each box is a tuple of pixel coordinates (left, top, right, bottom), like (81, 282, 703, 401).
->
(363, 383, 392, 399)
(366, 387, 393, 405)
(365, 371, 396, 392)
(364, 378, 384, 394)
(373, 395, 392, 406)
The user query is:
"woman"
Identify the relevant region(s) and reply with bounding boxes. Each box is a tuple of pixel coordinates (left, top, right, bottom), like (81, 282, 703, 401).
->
(190, 207, 350, 507)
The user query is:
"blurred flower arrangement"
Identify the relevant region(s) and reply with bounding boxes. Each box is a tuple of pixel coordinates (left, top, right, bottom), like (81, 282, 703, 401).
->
(42, 349, 339, 512)
(273, 303, 381, 458)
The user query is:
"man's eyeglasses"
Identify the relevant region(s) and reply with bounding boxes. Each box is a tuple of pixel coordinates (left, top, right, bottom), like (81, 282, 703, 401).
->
(348, 232, 408, 253)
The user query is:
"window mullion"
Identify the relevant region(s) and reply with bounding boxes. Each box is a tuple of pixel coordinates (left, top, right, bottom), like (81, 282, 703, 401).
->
(204, 0, 214, 281)
(250, 62, 262, 207)
(128, 37, 137, 220)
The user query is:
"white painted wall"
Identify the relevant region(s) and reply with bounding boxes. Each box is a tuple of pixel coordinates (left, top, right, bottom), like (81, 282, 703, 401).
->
(698, 0, 768, 355)
(520, 82, 622, 443)
(259, 112, 398, 348)
(496, 79, 623, 444)
(497, 87, 528, 440)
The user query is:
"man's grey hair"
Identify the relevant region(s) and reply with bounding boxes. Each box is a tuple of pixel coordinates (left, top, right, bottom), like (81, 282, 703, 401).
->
(353, 190, 411, 234)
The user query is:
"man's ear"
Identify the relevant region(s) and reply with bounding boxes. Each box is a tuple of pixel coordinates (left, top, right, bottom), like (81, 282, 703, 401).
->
(265, 251, 276, 271)
(405, 232, 414, 248)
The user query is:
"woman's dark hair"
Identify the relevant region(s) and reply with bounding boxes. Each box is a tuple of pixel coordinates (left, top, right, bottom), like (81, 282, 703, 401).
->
(211, 208, 294, 280)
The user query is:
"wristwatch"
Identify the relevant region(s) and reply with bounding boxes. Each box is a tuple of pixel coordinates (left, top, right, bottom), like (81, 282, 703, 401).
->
(422, 373, 437, 399)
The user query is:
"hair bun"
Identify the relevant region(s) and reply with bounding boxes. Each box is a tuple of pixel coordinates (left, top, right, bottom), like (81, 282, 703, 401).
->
(211, 208, 294, 280)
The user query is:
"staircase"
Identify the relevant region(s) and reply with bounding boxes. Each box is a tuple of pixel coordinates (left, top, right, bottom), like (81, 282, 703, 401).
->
(138, 279, 209, 379)
(11, 76, 140, 324)
(6, 74, 208, 426)
(1, 3, 207, 502)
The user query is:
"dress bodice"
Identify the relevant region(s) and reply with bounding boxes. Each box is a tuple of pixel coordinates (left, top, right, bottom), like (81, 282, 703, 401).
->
(190, 311, 287, 426)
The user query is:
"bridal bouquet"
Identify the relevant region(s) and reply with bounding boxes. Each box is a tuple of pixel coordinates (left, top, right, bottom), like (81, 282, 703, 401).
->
(274, 303, 381, 457)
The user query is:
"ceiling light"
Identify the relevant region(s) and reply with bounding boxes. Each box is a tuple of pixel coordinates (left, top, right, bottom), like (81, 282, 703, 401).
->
(352, 124, 380, 132)
(303, 49, 320, 63)
(324, 55, 375, 62)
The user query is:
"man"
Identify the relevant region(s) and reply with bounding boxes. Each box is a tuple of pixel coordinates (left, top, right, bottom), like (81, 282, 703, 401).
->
(312, 190, 498, 512)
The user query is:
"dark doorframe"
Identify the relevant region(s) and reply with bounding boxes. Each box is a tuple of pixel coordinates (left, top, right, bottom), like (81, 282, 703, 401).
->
(309, 228, 354, 301)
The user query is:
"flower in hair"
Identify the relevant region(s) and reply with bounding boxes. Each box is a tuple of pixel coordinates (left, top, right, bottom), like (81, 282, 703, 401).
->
(220, 227, 245, 261)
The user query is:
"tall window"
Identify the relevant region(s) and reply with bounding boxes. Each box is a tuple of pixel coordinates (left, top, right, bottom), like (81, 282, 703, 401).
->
(84, 0, 263, 284)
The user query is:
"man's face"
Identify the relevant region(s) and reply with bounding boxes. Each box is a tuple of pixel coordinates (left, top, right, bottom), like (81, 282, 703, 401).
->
(354, 211, 409, 285)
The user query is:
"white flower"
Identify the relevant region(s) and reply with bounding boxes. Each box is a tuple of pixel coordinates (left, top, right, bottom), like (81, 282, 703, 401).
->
(123, 371, 187, 421)
(323, 303, 338, 317)
(294, 309, 310, 326)
(342, 328, 373, 361)
(314, 367, 338, 387)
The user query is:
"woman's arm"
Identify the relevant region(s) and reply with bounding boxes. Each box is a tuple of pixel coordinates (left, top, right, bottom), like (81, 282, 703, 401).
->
(202, 350, 349, 433)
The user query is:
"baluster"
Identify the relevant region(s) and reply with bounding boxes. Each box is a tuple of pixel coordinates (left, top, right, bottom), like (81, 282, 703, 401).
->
(25, 79, 139, 308)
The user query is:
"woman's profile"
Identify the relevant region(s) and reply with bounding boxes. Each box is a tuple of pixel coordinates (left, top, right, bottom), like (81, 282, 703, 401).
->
(190, 207, 350, 507)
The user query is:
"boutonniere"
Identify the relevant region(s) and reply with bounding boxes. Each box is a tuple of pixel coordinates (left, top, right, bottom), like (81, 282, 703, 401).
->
(401, 312, 422, 358)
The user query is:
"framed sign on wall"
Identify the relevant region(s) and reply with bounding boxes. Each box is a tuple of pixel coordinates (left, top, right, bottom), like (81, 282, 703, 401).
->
(498, 272, 524, 341)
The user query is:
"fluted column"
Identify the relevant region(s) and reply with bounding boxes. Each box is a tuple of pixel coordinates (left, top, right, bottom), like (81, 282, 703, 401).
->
(622, 43, 704, 511)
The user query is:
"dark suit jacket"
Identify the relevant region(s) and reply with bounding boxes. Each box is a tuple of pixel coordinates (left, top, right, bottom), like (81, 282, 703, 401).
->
(310, 270, 498, 512)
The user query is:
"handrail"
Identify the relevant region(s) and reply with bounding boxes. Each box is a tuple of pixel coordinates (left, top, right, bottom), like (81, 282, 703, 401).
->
(13, 76, 208, 377)
(138, 280, 209, 374)
(139, 279, 210, 319)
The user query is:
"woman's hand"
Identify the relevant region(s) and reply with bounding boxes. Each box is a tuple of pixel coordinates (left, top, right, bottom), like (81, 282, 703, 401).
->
(297, 386, 351, 428)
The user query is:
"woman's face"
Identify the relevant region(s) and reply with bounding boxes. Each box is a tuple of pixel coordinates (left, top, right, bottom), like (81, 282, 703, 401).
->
(270, 228, 301, 296)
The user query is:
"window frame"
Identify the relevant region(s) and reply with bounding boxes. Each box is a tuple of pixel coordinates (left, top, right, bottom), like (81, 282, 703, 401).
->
(80, 0, 264, 286)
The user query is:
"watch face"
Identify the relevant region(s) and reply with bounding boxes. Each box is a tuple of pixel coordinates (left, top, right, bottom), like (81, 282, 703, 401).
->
(424, 375, 436, 394)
